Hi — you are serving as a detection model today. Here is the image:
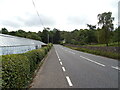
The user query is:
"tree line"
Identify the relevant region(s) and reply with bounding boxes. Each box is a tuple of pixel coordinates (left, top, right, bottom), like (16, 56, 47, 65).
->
(0, 12, 120, 46)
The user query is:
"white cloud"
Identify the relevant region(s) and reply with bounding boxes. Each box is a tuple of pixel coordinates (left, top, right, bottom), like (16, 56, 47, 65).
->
(0, 0, 119, 31)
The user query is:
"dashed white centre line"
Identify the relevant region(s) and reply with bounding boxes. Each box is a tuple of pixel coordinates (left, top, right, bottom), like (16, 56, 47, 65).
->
(60, 61, 63, 65)
(62, 67, 66, 72)
(56, 49, 73, 87)
(59, 58, 61, 61)
(80, 56, 105, 67)
(66, 76, 73, 87)
(111, 66, 120, 70)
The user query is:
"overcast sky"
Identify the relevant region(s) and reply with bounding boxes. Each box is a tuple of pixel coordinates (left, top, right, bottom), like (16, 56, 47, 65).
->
(0, 0, 119, 32)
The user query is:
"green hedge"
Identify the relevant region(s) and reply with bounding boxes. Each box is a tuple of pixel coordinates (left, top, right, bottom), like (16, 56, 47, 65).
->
(2, 54, 30, 88)
(1, 43, 53, 88)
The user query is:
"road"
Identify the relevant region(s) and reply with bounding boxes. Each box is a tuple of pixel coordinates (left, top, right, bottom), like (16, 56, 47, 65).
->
(31, 45, 119, 88)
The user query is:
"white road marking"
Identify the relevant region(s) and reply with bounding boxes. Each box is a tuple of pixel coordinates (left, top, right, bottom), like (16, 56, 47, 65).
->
(62, 67, 66, 72)
(69, 51, 75, 54)
(80, 56, 105, 67)
(66, 76, 73, 87)
(60, 61, 63, 65)
(59, 58, 61, 61)
(55, 50, 60, 60)
(65, 50, 68, 51)
(111, 66, 120, 70)
(55, 50, 59, 57)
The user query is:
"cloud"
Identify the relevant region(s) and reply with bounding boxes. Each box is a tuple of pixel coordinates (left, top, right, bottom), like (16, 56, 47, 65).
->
(0, 20, 22, 28)
(0, 13, 56, 28)
(0, 0, 119, 31)
(67, 16, 90, 25)
(24, 14, 56, 26)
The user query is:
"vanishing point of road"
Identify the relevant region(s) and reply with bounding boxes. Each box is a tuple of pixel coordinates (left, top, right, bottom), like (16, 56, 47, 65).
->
(31, 45, 119, 88)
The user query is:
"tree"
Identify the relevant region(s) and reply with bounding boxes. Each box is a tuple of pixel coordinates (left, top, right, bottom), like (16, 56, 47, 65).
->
(97, 12, 114, 46)
(87, 24, 96, 30)
(0, 28, 8, 34)
(41, 28, 49, 43)
(112, 26, 120, 46)
(16, 29, 27, 37)
(53, 28, 60, 44)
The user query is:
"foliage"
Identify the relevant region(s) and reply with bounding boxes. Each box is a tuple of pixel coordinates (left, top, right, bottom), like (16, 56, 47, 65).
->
(97, 12, 114, 46)
(66, 46, 120, 60)
(0, 28, 8, 34)
(0, 12, 119, 46)
(2, 54, 30, 88)
(2, 44, 53, 88)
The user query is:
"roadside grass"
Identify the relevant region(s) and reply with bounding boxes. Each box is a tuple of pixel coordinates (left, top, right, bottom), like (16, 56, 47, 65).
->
(84, 42, 119, 47)
(66, 46, 120, 60)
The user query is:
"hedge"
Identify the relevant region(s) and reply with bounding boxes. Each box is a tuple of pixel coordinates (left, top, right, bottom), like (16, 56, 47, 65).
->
(1, 43, 53, 88)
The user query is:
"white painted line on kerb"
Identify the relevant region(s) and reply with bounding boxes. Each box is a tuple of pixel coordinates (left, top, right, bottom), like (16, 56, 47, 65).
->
(62, 67, 66, 72)
(111, 66, 120, 70)
(80, 56, 105, 67)
(60, 61, 63, 65)
(66, 76, 73, 87)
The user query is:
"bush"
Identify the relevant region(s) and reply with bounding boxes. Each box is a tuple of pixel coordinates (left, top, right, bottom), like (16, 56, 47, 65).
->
(2, 54, 30, 88)
(2, 44, 53, 88)
(24, 48, 45, 75)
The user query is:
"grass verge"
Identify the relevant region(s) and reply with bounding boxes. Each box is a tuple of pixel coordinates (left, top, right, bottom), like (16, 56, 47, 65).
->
(66, 46, 120, 60)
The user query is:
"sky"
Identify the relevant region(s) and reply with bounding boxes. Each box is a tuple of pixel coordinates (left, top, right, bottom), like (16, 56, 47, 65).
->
(0, 0, 119, 32)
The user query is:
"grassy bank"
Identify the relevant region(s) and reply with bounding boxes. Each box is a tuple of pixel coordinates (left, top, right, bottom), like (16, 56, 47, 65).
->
(66, 46, 120, 60)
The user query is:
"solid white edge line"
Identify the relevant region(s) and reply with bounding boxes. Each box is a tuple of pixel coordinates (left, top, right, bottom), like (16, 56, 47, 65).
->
(66, 76, 73, 87)
(111, 66, 120, 70)
(62, 67, 66, 72)
(80, 56, 105, 67)
(60, 61, 63, 65)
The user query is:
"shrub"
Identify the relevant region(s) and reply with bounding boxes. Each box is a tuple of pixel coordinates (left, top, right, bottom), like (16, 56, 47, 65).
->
(2, 54, 30, 88)
(2, 44, 53, 88)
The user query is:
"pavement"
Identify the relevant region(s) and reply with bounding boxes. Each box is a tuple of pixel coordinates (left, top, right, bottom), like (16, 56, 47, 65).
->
(30, 45, 119, 88)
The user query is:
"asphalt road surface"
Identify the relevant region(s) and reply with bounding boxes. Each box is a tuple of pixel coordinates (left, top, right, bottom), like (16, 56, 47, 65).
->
(31, 45, 119, 88)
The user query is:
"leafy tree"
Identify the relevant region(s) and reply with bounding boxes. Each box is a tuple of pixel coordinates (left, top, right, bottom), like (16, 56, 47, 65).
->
(41, 28, 49, 43)
(9, 31, 17, 36)
(0, 28, 8, 34)
(53, 28, 60, 44)
(87, 24, 96, 30)
(112, 27, 120, 46)
(97, 12, 114, 46)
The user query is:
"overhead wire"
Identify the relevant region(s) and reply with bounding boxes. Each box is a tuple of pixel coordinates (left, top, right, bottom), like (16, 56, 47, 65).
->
(32, 0, 44, 28)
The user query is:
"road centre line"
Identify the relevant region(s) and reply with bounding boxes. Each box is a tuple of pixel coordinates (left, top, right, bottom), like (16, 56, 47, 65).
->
(59, 58, 61, 61)
(66, 76, 73, 87)
(60, 61, 63, 65)
(62, 67, 66, 72)
(80, 56, 105, 67)
(55, 50, 60, 59)
(111, 66, 120, 70)
(56, 49, 73, 87)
